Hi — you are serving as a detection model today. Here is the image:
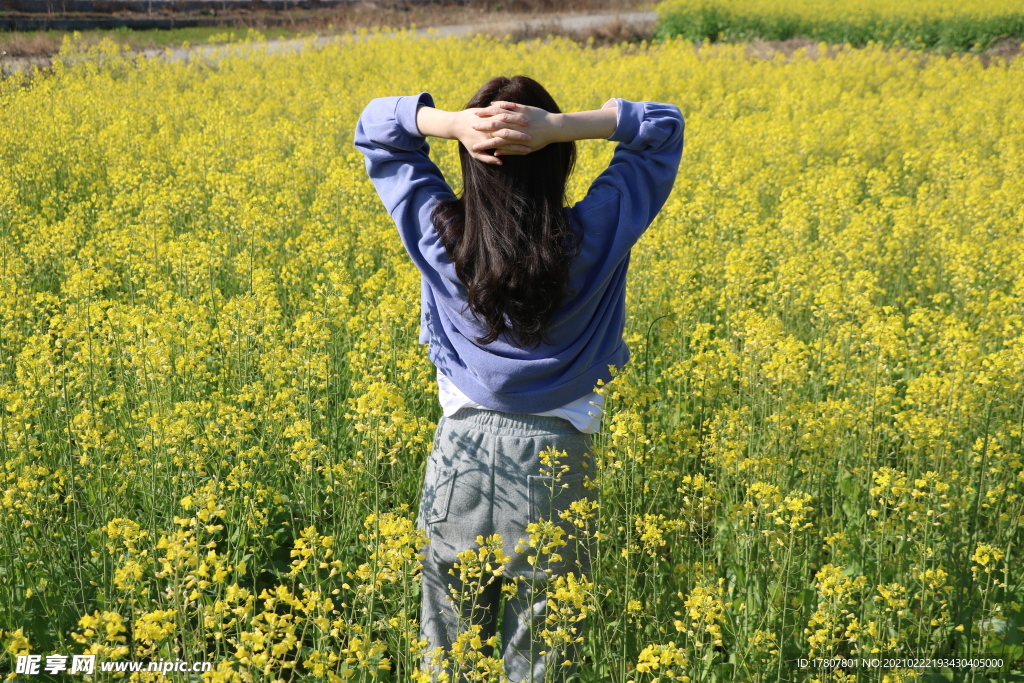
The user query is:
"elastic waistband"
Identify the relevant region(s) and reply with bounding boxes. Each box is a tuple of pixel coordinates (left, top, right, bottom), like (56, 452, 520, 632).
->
(445, 407, 582, 436)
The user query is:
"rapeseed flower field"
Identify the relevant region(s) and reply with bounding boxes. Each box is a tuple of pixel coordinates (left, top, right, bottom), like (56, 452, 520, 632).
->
(1, 29, 1022, 682)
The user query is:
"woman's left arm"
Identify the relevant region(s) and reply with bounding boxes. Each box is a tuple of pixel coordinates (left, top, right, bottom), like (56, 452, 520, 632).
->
(353, 92, 456, 225)
(353, 93, 532, 270)
(353, 93, 533, 215)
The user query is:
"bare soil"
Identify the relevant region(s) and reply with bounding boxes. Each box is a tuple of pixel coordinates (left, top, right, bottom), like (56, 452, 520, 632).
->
(475, 12, 655, 45)
(0, 0, 652, 57)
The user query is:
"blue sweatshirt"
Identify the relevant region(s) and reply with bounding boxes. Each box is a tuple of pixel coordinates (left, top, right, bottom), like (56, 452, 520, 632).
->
(354, 92, 684, 414)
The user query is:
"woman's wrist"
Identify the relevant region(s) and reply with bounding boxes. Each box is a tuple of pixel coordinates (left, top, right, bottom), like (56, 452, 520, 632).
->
(556, 106, 618, 143)
(416, 105, 455, 139)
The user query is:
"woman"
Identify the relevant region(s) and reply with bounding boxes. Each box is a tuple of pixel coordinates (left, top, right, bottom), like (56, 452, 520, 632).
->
(354, 76, 683, 682)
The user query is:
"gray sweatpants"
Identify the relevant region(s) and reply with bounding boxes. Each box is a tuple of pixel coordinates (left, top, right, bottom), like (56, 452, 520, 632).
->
(415, 406, 597, 683)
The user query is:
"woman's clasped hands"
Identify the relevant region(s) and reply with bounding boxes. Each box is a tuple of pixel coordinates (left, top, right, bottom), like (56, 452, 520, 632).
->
(418, 97, 618, 165)
(455, 101, 560, 166)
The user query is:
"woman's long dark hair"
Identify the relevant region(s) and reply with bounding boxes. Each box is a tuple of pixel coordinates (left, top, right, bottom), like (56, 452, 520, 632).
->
(430, 75, 581, 349)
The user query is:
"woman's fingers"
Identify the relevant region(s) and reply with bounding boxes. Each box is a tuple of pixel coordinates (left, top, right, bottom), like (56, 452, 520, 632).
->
(472, 116, 529, 131)
(471, 128, 532, 145)
(489, 101, 521, 111)
(469, 141, 533, 164)
(474, 104, 523, 116)
(471, 140, 531, 153)
(472, 109, 530, 127)
(462, 104, 537, 163)
(468, 144, 532, 165)
(469, 146, 532, 165)
(470, 149, 504, 165)
(470, 128, 531, 149)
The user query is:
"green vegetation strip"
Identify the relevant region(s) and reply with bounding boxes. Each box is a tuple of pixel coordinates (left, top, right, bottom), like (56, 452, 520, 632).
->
(653, 0, 1024, 51)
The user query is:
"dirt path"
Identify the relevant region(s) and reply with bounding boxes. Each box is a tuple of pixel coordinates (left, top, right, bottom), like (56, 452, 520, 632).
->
(1, 9, 657, 76)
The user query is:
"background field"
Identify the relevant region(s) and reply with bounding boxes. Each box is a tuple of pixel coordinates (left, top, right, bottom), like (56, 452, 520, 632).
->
(654, 0, 1024, 52)
(1, 19, 1023, 683)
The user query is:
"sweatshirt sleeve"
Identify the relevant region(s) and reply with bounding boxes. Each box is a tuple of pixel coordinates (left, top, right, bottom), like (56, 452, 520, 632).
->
(571, 99, 684, 240)
(353, 92, 457, 274)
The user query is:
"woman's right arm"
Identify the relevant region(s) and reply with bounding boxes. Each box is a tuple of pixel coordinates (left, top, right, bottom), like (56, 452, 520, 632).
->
(572, 98, 684, 241)
(553, 99, 619, 142)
